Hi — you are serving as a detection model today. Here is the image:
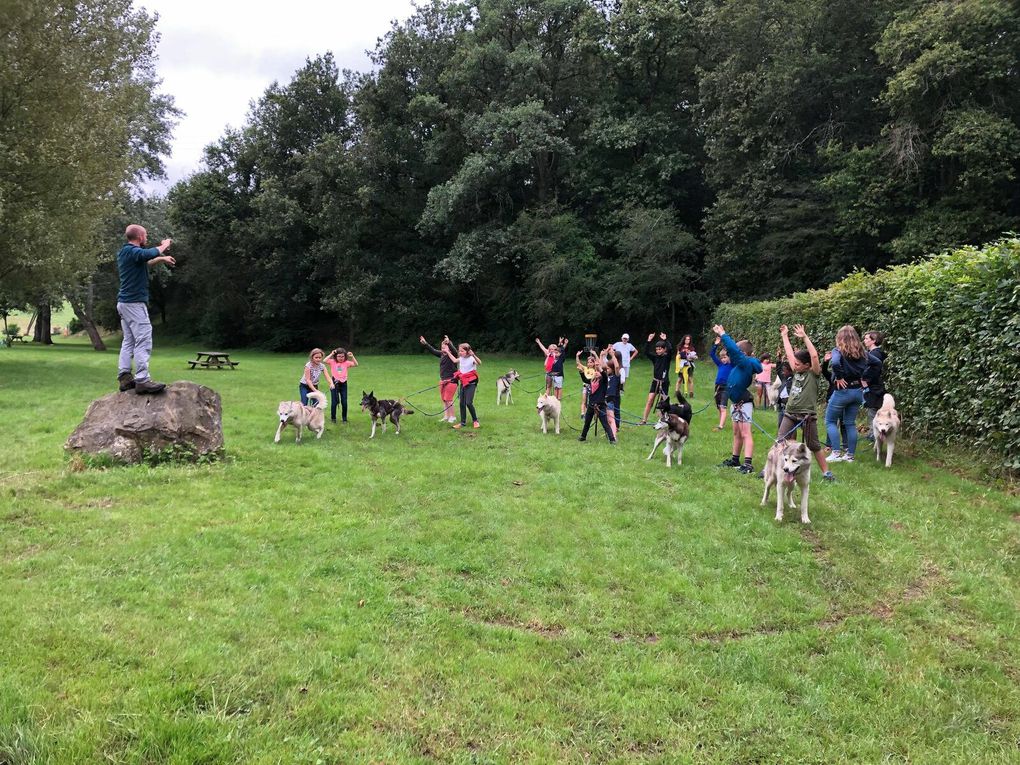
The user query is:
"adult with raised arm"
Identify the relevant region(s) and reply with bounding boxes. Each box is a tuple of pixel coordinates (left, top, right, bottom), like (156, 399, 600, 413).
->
(116, 224, 174, 394)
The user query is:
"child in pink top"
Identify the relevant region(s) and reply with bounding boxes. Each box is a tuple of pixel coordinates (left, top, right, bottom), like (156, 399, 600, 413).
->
(325, 347, 358, 423)
(755, 353, 774, 407)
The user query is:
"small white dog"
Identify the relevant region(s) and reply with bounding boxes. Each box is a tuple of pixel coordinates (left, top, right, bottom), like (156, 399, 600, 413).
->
(646, 414, 689, 467)
(872, 393, 901, 468)
(275, 390, 327, 443)
(496, 369, 521, 405)
(761, 440, 812, 523)
(536, 393, 561, 434)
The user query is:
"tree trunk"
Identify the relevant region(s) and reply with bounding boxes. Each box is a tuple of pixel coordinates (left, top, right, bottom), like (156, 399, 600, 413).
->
(347, 314, 355, 348)
(33, 303, 52, 344)
(67, 295, 107, 351)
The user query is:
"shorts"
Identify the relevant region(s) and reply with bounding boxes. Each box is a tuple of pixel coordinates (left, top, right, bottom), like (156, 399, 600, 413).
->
(440, 380, 458, 400)
(649, 378, 668, 395)
(780, 413, 821, 452)
(757, 381, 770, 391)
(620, 366, 630, 383)
(730, 402, 753, 423)
(546, 373, 564, 390)
(714, 383, 727, 408)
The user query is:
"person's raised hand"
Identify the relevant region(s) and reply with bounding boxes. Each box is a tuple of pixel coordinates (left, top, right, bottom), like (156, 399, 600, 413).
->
(160, 238, 173, 250)
(713, 336, 721, 346)
(647, 333, 654, 342)
(419, 336, 427, 345)
(780, 324, 789, 336)
(793, 324, 807, 338)
(659, 332, 667, 341)
(712, 324, 725, 336)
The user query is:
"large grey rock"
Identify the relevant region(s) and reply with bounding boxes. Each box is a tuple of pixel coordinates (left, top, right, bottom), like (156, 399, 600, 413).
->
(66, 381, 223, 464)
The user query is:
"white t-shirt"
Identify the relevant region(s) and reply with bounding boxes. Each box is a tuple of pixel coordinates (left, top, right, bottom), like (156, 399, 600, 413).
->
(613, 342, 636, 368)
(458, 356, 477, 374)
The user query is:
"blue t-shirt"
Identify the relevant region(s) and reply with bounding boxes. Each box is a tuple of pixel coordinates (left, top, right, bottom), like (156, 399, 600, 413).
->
(117, 243, 161, 303)
(710, 344, 734, 385)
(721, 334, 763, 404)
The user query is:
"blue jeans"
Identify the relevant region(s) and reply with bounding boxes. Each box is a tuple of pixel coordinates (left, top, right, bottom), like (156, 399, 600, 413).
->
(330, 380, 348, 422)
(825, 388, 864, 455)
(299, 382, 313, 406)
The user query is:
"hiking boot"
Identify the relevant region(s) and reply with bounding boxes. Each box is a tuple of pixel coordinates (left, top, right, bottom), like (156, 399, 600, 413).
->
(134, 379, 167, 394)
(719, 456, 740, 468)
(117, 372, 136, 392)
(737, 464, 755, 474)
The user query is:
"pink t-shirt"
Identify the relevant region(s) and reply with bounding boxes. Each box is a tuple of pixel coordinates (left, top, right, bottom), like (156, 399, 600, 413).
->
(756, 361, 774, 384)
(327, 358, 355, 383)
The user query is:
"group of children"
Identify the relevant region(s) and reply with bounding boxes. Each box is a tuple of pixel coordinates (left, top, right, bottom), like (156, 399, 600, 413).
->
(707, 323, 889, 479)
(296, 323, 887, 471)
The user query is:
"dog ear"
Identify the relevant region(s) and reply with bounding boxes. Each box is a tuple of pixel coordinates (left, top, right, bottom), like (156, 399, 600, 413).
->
(796, 443, 809, 456)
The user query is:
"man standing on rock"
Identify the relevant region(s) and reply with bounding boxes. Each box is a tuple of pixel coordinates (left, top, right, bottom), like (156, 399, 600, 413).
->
(116, 224, 174, 394)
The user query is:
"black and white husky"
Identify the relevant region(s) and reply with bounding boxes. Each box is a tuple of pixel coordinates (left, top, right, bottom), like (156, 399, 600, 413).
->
(647, 413, 689, 467)
(359, 391, 414, 438)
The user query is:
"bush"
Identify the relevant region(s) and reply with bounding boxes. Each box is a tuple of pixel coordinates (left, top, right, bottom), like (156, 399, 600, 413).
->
(67, 316, 83, 334)
(712, 237, 1020, 470)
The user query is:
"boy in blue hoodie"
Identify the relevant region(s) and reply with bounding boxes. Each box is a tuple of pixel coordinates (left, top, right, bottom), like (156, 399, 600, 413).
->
(713, 324, 763, 474)
(709, 336, 733, 431)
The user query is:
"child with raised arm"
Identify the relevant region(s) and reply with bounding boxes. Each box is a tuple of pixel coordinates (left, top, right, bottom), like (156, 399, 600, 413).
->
(420, 334, 458, 422)
(601, 346, 622, 438)
(325, 347, 358, 424)
(714, 324, 762, 474)
(576, 350, 617, 445)
(639, 332, 672, 425)
(710, 336, 733, 431)
(536, 336, 568, 399)
(446, 342, 482, 429)
(779, 324, 836, 482)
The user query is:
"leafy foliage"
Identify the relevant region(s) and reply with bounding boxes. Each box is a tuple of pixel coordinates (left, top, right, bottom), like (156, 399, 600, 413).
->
(164, 0, 1019, 350)
(713, 238, 1020, 469)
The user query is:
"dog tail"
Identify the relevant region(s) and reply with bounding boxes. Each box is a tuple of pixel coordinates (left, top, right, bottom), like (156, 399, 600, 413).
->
(883, 393, 895, 409)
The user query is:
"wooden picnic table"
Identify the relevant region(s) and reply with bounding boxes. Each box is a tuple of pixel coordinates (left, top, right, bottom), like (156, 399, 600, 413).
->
(188, 351, 239, 370)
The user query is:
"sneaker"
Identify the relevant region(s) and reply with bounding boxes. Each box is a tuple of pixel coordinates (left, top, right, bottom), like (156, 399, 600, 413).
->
(609, 440, 618, 446)
(822, 471, 836, 482)
(452, 423, 464, 429)
(117, 372, 135, 391)
(842, 455, 855, 463)
(577, 436, 587, 442)
(737, 464, 755, 474)
(134, 379, 166, 394)
(719, 456, 740, 468)
(828, 451, 845, 463)
(331, 419, 338, 424)
(472, 421, 480, 429)
(448, 416, 457, 423)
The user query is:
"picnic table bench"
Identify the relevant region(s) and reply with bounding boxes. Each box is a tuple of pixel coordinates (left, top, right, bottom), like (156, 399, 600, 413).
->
(187, 351, 239, 370)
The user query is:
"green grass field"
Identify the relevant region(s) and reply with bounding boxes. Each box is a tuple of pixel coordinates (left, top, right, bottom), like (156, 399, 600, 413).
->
(1, 341, 1018, 763)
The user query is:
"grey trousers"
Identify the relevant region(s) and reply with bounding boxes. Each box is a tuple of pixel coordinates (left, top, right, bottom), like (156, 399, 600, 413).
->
(117, 302, 152, 380)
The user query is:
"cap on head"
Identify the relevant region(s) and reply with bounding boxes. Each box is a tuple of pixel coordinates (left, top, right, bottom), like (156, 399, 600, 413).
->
(622, 333, 629, 340)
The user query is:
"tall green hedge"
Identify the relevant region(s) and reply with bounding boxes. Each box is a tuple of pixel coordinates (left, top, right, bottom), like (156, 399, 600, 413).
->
(711, 238, 1020, 470)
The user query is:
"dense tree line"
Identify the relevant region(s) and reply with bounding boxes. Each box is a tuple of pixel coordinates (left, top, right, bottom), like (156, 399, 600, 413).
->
(162, 0, 1018, 349)
(0, 0, 177, 346)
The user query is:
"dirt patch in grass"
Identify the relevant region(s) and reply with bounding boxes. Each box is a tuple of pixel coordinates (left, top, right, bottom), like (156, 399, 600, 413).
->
(462, 608, 565, 638)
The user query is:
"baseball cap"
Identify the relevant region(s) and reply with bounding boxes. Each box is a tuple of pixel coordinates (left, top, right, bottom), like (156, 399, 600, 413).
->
(622, 333, 630, 340)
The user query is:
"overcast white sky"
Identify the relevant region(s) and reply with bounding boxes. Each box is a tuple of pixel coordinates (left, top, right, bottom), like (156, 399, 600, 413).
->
(142, 0, 420, 192)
